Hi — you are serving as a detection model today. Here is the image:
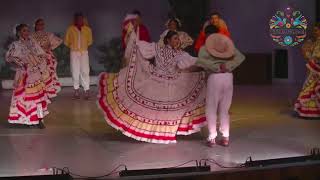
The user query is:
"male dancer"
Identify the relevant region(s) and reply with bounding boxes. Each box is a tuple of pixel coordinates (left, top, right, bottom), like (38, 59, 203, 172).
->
(194, 12, 230, 53)
(178, 25, 245, 147)
(64, 12, 93, 99)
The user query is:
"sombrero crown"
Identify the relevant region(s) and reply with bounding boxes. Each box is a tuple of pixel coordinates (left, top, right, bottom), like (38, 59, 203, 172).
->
(205, 34, 235, 59)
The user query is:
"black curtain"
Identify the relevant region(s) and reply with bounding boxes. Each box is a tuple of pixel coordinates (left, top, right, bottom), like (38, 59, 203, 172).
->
(317, 0, 320, 22)
(168, 0, 210, 38)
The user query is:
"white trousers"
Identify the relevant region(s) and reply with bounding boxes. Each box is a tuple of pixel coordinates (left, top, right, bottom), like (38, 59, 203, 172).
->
(206, 73, 233, 140)
(70, 51, 90, 91)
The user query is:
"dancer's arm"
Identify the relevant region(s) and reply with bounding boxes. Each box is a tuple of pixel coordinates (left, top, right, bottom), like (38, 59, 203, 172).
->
(6, 43, 26, 88)
(5, 42, 24, 67)
(158, 30, 169, 47)
(196, 46, 222, 72)
(124, 30, 137, 60)
(177, 53, 197, 70)
(31, 39, 47, 57)
(49, 32, 63, 50)
(137, 40, 156, 59)
(64, 27, 72, 48)
(194, 31, 206, 54)
(179, 31, 194, 49)
(223, 49, 245, 72)
(87, 26, 93, 47)
(196, 47, 245, 73)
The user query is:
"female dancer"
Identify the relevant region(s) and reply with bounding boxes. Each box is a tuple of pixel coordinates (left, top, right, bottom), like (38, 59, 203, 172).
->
(32, 18, 63, 98)
(98, 30, 207, 144)
(121, 11, 151, 67)
(6, 24, 52, 128)
(158, 18, 193, 50)
(294, 24, 320, 118)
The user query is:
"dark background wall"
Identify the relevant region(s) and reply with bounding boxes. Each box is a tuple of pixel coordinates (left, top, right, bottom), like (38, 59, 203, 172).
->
(0, 0, 170, 72)
(0, 0, 317, 84)
(211, 0, 316, 84)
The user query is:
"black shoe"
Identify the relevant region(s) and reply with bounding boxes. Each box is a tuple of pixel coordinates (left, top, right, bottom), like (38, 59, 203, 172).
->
(9, 124, 29, 129)
(37, 121, 46, 129)
(84, 90, 90, 100)
(217, 137, 229, 147)
(206, 138, 216, 148)
(73, 89, 80, 99)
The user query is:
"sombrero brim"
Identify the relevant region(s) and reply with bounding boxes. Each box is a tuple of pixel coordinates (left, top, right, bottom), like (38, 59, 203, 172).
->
(205, 34, 235, 59)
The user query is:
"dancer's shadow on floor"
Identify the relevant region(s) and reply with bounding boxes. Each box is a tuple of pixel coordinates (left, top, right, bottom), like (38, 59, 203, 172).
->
(178, 133, 204, 141)
(89, 131, 205, 144)
(0, 122, 40, 129)
(279, 99, 319, 120)
(280, 109, 320, 121)
(91, 132, 141, 143)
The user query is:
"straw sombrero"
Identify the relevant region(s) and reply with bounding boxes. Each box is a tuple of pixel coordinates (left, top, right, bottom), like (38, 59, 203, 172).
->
(205, 34, 235, 59)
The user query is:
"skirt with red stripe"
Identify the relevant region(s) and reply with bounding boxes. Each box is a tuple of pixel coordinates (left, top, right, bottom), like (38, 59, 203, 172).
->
(294, 60, 320, 118)
(45, 51, 61, 98)
(8, 71, 51, 125)
(97, 72, 207, 144)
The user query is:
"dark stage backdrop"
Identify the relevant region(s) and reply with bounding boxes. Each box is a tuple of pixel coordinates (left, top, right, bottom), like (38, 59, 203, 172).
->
(0, 0, 170, 78)
(211, 0, 316, 84)
(0, 0, 316, 85)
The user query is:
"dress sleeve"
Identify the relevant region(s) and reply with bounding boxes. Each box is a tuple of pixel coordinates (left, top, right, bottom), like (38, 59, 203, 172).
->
(31, 39, 46, 56)
(177, 52, 197, 69)
(5, 42, 25, 67)
(158, 30, 169, 48)
(124, 30, 137, 60)
(179, 31, 194, 49)
(49, 32, 63, 50)
(28, 40, 47, 66)
(136, 40, 156, 59)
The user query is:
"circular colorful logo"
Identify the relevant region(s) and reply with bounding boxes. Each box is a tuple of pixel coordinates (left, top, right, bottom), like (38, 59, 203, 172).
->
(269, 7, 307, 47)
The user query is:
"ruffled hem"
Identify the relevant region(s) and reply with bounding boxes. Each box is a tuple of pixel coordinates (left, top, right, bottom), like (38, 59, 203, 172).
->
(97, 99, 177, 144)
(294, 104, 320, 117)
(9, 80, 52, 124)
(45, 52, 61, 98)
(8, 99, 50, 125)
(97, 72, 206, 144)
(294, 68, 320, 118)
(177, 117, 207, 135)
(8, 111, 49, 125)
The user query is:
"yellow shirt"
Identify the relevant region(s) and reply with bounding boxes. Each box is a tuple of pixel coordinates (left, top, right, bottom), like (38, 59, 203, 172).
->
(64, 25, 93, 52)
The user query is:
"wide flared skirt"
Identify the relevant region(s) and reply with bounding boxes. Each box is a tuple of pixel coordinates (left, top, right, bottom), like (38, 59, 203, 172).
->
(8, 71, 51, 125)
(294, 60, 320, 118)
(97, 72, 207, 144)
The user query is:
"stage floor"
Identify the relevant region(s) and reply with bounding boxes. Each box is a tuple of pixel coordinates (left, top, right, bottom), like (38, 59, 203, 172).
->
(0, 85, 319, 178)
